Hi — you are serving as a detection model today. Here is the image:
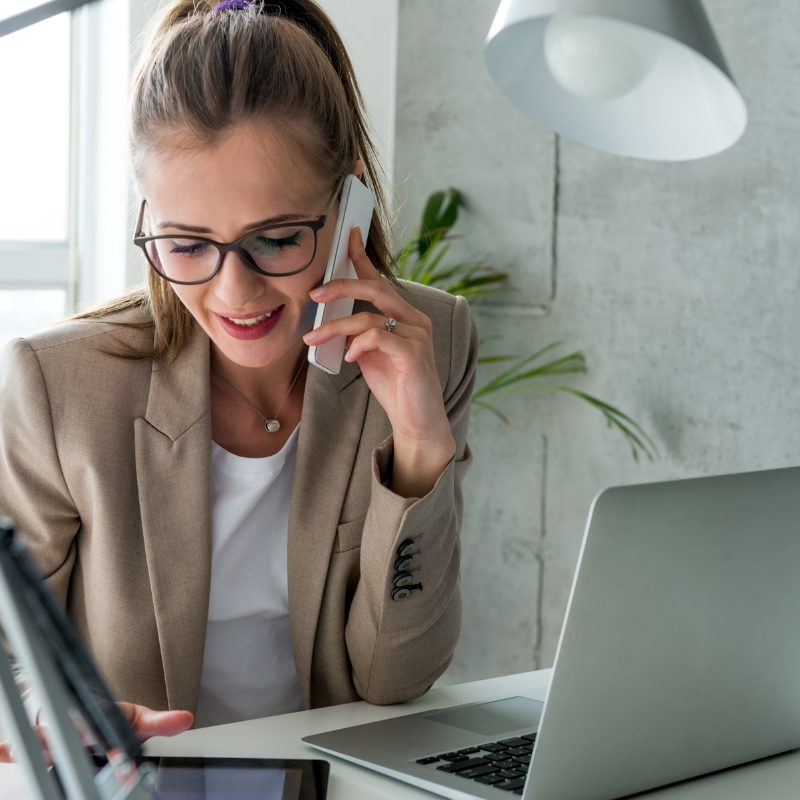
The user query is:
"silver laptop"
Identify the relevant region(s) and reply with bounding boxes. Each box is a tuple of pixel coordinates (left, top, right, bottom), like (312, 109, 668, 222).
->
(304, 466, 800, 799)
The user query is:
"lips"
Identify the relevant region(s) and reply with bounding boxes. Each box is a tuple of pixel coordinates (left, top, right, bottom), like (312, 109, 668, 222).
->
(215, 306, 284, 340)
(228, 311, 272, 326)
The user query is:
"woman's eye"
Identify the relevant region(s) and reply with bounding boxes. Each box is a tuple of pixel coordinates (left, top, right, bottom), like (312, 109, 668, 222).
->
(251, 231, 302, 254)
(169, 239, 208, 256)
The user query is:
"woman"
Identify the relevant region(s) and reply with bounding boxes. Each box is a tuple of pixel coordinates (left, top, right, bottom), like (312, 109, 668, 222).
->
(0, 0, 477, 742)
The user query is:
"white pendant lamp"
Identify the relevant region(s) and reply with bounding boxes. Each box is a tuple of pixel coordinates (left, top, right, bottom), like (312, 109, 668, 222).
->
(484, 0, 748, 160)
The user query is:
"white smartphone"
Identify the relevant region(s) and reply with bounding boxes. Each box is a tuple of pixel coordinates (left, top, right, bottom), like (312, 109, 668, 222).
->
(307, 174, 375, 375)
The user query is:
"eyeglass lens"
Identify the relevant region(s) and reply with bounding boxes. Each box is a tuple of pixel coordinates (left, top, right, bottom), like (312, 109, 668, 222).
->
(145, 223, 318, 282)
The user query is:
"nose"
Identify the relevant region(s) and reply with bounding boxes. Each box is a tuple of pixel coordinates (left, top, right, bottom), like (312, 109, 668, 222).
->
(212, 249, 267, 308)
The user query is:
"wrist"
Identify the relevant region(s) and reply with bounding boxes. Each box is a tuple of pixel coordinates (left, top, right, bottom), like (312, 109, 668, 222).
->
(390, 432, 456, 498)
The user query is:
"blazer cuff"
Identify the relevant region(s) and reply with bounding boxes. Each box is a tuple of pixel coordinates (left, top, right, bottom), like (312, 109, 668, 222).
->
(367, 434, 457, 566)
(371, 434, 455, 506)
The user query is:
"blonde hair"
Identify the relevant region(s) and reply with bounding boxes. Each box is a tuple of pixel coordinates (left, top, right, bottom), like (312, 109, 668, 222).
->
(79, 0, 393, 361)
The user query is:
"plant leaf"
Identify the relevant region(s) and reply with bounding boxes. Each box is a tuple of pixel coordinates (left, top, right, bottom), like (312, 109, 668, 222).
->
(419, 189, 462, 257)
(471, 398, 512, 424)
(541, 385, 658, 461)
(472, 344, 586, 401)
(477, 354, 518, 365)
(397, 187, 657, 463)
(421, 191, 445, 236)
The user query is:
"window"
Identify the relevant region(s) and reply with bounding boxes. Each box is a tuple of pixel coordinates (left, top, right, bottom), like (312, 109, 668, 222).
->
(0, 0, 131, 344)
(0, 10, 73, 342)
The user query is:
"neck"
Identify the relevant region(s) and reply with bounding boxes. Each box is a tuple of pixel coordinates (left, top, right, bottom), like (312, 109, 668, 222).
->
(210, 344, 308, 410)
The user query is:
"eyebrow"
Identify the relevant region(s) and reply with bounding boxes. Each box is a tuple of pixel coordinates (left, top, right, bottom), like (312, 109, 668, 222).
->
(156, 213, 318, 234)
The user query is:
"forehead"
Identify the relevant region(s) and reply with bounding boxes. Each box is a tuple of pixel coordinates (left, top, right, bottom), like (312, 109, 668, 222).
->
(138, 120, 330, 219)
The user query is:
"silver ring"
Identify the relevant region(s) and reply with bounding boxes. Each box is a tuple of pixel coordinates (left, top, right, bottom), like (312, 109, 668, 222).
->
(384, 316, 398, 333)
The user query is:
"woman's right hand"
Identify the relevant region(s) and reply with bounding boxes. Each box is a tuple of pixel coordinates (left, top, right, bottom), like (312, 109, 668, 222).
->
(0, 702, 193, 762)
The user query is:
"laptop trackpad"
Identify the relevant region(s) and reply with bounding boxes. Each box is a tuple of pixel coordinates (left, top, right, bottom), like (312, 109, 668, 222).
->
(423, 697, 544, 736)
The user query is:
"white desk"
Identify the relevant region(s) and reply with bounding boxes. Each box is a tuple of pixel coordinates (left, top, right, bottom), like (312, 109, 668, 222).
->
(2, 670, 800, 798)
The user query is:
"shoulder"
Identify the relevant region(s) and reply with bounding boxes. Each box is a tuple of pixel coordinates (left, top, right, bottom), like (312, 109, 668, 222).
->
(393, 279, 478, 390)
(15, 303, 153, 357)
(396, 279, 459, 315)
(0, 303, 156, 412)
(395, 279, 475, 338)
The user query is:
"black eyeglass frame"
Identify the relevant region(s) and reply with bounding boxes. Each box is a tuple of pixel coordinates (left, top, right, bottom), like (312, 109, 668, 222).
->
(132, 181, 342, 285)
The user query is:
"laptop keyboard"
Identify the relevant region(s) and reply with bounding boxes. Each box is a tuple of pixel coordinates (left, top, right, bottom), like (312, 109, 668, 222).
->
(415, 732, 536, 795)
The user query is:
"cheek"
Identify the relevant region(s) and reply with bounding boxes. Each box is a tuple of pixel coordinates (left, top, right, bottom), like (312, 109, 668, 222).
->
(299, 296, 319, 330)
(295, 250, 329, 294)
(282, 268, 325, 333)
(169, 284, 205, 318)
(312, 223, 337, 277)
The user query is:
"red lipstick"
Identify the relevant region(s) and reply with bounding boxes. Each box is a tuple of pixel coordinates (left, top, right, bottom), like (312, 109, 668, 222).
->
(215, 306, 284, 340)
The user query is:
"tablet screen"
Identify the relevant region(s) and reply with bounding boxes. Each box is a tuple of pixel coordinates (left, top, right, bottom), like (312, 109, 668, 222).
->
(111, 757, 328, 800)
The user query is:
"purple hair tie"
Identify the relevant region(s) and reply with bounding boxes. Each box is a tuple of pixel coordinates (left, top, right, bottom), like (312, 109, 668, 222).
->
(213, 0, 252, 11)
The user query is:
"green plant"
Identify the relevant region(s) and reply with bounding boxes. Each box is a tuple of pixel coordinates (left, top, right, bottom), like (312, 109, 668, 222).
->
(392, 188, 657, 462)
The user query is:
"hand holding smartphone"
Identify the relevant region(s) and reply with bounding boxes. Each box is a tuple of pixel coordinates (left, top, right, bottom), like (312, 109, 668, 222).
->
(307, 175, 375, 375)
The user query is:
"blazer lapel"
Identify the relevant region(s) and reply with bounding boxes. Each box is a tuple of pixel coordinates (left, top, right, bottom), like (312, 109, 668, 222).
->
(288, 358, 368, 705)
(135, 325, 212, 714)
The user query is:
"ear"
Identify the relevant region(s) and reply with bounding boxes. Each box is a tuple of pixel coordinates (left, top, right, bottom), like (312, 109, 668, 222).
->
(351, 159, 365, 179)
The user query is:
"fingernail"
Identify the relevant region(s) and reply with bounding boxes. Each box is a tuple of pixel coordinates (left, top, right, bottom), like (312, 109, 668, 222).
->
(309, 287, 326, 300)
(303, 330, 319, 343)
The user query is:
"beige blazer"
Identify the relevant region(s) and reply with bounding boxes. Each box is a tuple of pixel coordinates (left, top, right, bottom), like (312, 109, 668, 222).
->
(0, 281, 477, 717)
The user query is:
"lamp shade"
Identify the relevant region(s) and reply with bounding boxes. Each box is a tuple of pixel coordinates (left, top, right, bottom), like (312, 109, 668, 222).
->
(484, 0, 747, 160)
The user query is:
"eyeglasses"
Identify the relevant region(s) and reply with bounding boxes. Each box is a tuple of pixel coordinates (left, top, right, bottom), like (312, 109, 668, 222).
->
(133, 182, 341, 285)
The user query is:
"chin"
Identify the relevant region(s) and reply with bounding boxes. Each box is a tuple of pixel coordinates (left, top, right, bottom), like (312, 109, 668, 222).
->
(223, 335, 303, 370)
(219, 347, 276, 370)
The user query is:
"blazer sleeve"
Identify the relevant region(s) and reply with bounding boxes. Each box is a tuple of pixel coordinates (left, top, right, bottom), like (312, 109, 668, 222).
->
(345, 293, 478, 704)
(0, 338, 82, 717)
(0, 338, 80, 604)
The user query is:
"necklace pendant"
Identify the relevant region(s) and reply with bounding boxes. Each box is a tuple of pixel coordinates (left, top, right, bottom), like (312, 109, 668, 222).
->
(265, 419, 281, 433)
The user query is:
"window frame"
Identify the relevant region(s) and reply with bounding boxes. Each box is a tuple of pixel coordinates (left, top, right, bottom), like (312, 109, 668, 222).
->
(0, 0, 131, 331)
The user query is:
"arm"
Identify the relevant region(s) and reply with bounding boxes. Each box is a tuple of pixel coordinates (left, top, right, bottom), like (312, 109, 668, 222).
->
(0, 338, 81, 723)
(347, 294, 476, 703)
(304, 243, 478, 704)
(0, 338, 79, 603)
(0, 338, 193, 742)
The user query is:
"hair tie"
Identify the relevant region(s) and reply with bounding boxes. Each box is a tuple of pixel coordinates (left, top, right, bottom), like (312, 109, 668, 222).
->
(213, 0, 252, 11)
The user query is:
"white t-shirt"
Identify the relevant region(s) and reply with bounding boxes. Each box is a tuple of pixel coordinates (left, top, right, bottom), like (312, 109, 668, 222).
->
(194, 427, 304, 728)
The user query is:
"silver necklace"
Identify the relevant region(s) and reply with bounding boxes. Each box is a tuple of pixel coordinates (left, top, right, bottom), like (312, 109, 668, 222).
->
(211, 357, 307, 433)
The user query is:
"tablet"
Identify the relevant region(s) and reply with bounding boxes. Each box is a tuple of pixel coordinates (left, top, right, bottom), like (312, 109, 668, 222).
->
(95, 756, 329, 799)
(1, 520, 331, 798)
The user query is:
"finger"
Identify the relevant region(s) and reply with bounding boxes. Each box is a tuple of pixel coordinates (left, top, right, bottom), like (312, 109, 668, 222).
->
(309, 227, 407, 312)
(32, 726, 53, 765)
(308, 228, 432, 334)
(118, 702, 194, 739)
(35, 725, 50, 752)
(344, 324, 427, 364)
(1, 726, 60, 765)
(309, 279, 430, 335)
(304, 310, 418, 348)
(349, 227, 379, 280)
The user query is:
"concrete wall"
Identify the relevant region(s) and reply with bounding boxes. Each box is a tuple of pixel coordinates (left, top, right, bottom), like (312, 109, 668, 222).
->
(394, 0, 800, 684)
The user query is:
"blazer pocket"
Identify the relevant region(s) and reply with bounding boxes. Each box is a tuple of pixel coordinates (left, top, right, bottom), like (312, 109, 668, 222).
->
(334, 517, 366, 553)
